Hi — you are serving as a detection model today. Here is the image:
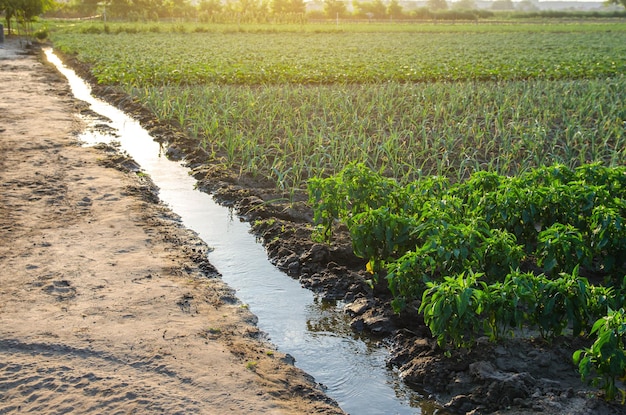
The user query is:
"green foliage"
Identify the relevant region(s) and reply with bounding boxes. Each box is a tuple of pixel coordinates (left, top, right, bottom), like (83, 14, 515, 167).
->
(33, 26, 48, 40)
(591, 205, 626, 274)
(309, 163, 626, 350)
(412, 216, 489, 277)
(420, 268, 598, 348)
(476, 275, 524, 342)
(51, 30, 626, 86)
(476, 229, 524, 283)
(308, 175, 347, 241)
(350, 208, 417, 270)
(385, 215, 489, 309)
(386, 250, 432, 311)
(536, 224, 591, 275)
(517, 267, 593, 339)
(420, 271, 481, 348)
(340, 163, 401, 218)
(574, 308, 626, 402)
(308, 163, 400, 241)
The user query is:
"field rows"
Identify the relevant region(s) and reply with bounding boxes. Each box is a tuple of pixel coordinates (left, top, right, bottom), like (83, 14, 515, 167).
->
(51, 23, 626, 190)
(53, 30, 626, 85)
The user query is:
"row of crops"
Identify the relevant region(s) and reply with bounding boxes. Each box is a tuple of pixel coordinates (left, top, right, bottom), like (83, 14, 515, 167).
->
(310, 162, 626, 400)
(49, 21, 626, 400)
(310, 162, 625, 337)
(51, 23, 626, 191)
(53, 28, 626, 85)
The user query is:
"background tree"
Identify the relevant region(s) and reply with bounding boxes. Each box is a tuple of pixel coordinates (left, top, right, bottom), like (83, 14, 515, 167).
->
(107, 0, 131, 17)
(1, 0, 54, 34)
(354, 0, 386, 18)
(387, 0, 403, 19)
(225, 0, 269, 21)
(133, 0, 162, 19)
(286, 0, 305, 14)
(199, 0, 222, 13)
(198, 0, 222, 20)
(163, 0, 194, 18)
(1, 0, 18, 29)
(69, 0, 99, 16)
(427, 0, 448, 11)
(324, 0, 347, 18)
(271, 0, 305, 15)
(271, 0, 289, 13)
(606, 0, 626, 8)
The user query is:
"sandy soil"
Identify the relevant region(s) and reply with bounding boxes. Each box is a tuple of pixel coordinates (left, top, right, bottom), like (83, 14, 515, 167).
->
(0, 37, 343, 415)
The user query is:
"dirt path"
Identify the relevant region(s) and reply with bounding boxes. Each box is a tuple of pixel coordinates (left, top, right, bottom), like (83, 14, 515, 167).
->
(0, 37, 343, 415)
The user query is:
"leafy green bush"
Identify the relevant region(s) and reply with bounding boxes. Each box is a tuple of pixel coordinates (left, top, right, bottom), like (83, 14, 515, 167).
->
(419, 271, 482, 348)
(34, 27, 49, 40)
(590, 205, 626, 275)
(476, 228, 524, 283)
(420, 268, 596, 347)
(350, 208, 417, 273)
(574, 308, 626, 403)
(476, 276, 524, 342)
(536, 224, 591, 276)
(309, 163, 626, 350)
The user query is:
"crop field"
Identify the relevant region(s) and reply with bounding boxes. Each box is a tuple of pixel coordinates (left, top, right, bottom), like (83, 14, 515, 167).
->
(51, 21, 626, 400)
(54, 27, 626, 85)
(51, 22, 626, 190)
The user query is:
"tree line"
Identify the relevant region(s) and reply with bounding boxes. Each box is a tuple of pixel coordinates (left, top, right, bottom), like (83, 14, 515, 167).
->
(3, 0, 625, 31)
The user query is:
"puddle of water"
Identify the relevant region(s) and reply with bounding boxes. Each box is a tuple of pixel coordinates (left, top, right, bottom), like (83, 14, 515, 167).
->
(45, 49, 444, 415)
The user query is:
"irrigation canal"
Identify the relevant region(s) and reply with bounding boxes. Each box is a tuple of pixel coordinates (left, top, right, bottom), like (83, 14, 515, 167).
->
(45, 49, 443, 415)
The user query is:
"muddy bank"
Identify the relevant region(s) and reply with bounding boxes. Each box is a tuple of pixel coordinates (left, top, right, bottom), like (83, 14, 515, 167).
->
(54, 46, 624, 414)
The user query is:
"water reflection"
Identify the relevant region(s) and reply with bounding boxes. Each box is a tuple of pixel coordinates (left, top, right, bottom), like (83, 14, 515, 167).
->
(307, 299, 351, 335)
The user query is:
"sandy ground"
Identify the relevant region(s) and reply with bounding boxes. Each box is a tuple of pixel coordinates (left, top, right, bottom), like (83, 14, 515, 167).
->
(0, 37, 343, 415)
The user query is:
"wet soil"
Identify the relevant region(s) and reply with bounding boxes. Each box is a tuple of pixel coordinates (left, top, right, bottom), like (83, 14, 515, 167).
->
(53, 44, 625, 414)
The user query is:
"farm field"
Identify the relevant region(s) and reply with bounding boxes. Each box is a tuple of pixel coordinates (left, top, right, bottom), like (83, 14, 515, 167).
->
(49, 21, 626, 414)
(51, 23, 626, 190)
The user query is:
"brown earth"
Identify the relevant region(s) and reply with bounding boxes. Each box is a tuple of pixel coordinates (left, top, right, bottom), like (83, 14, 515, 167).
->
(0, 37, 342, 415)
(3, 35, 625, 415)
